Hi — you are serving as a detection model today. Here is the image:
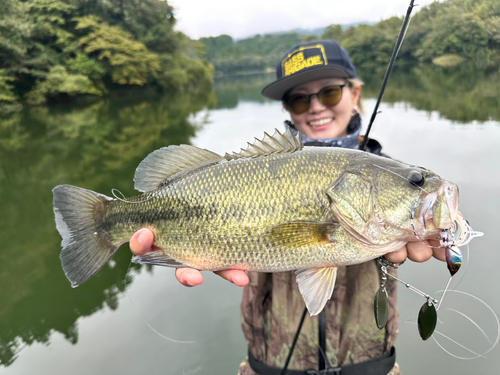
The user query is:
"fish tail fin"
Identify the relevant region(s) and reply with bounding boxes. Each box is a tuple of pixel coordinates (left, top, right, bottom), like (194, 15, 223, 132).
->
(53, 184, 117, 288)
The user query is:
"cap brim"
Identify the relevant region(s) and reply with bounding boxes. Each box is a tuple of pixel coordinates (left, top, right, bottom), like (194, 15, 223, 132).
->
(262, 66, 350, 100)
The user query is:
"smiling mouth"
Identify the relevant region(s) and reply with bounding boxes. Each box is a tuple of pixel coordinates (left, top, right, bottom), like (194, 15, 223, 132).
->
(309, 118, 333, 127)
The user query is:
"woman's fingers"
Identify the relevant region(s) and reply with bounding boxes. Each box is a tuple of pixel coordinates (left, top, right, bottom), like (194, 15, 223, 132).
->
(130, 229, 248, 288)
(174, 268, 249, 287)
(214, 269, 249, 287)
(406, 241, 434, 262)
(175, 268, 204, 287)
(384, 240, 444, 264)
(383, 247, 407, 264)
(431, 240, 446, 261)
(129, 228, 155, 255)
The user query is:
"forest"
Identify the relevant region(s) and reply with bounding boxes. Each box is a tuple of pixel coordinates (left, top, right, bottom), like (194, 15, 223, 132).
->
(1, 0, 499, 114)
(0, 0, 213, 114)
(201, 0, 500, 75)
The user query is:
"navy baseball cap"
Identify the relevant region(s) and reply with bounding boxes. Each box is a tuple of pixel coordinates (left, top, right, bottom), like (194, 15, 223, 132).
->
(262, 40, 357, 100)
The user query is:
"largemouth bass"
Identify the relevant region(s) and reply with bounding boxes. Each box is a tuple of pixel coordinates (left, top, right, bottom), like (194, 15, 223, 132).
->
(53, 129, 459, 315)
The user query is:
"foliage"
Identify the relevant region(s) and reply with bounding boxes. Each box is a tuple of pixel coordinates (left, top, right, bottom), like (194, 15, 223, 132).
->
(200, 33, 303, 75)
(0, 86, 216, 366)
(0, 0, 32, 65)
(340, 17, 403, 71)
(318, 0, 500, 70)
(66, 52, 106, 81)
(200, 0, 500, 77)
(157, 52, 214, 93)
(0, 70, 17, 103)
(0, 0, 213, 108)
(321, 24, 344, 44)
(0, 70, 21, 116)
(74, 15, 161, 86)
(26, 65, 103, 105)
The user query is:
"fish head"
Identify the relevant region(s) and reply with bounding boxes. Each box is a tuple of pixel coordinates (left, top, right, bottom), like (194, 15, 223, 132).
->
(327, 157, 459, 247)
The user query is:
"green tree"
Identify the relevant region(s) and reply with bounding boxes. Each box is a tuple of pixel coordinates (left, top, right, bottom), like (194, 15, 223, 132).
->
(75, 15, 161, 86)
(321, 24, 344, 43)
(26, 65, 103, 105)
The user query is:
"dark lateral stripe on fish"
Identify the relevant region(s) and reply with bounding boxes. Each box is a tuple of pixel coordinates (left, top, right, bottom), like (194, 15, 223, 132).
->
(100, 200, 222, 231)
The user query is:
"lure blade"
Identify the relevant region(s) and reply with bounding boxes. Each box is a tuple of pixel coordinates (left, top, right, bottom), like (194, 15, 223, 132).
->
(374, 287, 389, 330)
(418, 302, 437, 340)
(445, 246, 462, 277)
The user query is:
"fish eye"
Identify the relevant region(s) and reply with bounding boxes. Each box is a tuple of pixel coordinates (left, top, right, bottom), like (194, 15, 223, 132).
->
(408, 170, 425, 187)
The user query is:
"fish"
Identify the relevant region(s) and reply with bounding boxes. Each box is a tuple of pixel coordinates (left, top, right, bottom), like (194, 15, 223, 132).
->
(52, 128, 459, 315)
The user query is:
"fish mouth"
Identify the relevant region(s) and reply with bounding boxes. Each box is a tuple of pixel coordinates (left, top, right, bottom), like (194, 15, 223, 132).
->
(416, 182, 459, 231)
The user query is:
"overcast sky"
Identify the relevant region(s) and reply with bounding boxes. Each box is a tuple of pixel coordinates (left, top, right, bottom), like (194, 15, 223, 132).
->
(169, 0, 440, 39)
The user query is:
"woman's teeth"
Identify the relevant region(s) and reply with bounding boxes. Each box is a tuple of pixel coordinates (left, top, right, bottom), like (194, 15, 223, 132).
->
(309, 118, 332, 127)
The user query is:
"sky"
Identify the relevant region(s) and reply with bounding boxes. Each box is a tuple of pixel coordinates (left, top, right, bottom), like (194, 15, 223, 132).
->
(168, 0, 440, 40)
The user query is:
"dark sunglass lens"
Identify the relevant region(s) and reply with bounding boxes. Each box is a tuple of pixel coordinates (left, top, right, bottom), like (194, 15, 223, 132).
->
(318, 86, 343, 107)
(287, 95, 310, 114)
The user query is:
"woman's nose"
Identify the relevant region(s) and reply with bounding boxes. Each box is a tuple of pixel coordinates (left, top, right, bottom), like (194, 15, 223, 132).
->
(308, 94, 324, 112)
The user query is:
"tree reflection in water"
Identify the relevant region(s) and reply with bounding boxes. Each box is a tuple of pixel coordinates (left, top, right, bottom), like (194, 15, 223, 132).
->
(1, 63, 499, 367)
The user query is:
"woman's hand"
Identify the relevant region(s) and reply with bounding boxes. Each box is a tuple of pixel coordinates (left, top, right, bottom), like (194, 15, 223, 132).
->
(384, 239, 445, 264)
(130, 228, 446, 288)
(129, 228, 249, 287)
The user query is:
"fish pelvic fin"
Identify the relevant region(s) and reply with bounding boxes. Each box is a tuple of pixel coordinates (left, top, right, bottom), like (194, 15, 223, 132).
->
(53, 185, 117, 288)
(131, 250, 187, 267)
(296, 266, 338, 316)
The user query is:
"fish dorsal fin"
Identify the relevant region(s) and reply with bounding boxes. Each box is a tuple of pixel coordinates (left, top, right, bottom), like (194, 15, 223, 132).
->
(224, 128, 303, 161)
(134, 145, 223, 192)
(296, 266, 338, 316)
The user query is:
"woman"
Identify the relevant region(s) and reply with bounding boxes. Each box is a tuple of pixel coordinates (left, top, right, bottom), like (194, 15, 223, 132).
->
(129, 40, 445, 374)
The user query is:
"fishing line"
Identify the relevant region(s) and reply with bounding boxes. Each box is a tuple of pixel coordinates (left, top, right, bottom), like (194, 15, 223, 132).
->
(360, 0, 417, 150)
(123, 261, 196, 344)
(111, 188, 155, 204)
(431, 290, 500, 359)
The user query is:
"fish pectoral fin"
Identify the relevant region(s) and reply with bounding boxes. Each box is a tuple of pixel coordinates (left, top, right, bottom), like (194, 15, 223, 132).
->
(296, 266, 338, 316)
(131, 250, 187, 268)
(266, 220, 337, 248)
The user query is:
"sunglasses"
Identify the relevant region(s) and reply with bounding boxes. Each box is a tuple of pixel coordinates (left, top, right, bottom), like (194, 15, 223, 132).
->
(284, 84, 347, 114)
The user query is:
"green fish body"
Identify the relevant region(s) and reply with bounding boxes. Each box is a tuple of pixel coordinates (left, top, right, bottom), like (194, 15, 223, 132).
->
(53, 129, 459, 315)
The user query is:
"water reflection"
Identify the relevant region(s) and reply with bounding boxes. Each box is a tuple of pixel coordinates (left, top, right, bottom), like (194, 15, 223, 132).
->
(0, 90, 216, 366)
(1, 63, 499, 369)
(212, 65, 500, 124)
(360, 64, 500, 123)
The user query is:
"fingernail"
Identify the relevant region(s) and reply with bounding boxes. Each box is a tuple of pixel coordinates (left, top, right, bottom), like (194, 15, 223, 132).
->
(138, 230, 149, 245)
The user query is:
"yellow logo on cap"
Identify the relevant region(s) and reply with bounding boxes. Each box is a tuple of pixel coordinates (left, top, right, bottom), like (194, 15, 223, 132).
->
(282, 44, 327, 77)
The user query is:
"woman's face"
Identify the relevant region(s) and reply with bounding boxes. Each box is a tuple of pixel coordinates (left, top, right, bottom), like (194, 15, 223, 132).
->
(284, 78, 360, 139)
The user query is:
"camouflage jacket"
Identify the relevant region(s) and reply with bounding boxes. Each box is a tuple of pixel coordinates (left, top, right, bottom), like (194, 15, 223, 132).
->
(238, 264, 399, 374)
(238, 123, 400, 374)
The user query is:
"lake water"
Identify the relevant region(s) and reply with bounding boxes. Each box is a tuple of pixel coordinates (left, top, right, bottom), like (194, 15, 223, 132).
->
(1, 68, 500, 374)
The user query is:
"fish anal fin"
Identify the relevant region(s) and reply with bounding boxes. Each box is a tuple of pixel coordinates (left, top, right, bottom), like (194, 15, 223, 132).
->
(131, 250, 187, 268)
(266, 220, 337, 248)
(296, 266, 338, 316)
(134, 145, 223, 192)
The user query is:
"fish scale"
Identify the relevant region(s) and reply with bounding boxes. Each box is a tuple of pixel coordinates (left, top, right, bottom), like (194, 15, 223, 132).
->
(53, 129, 459, 315)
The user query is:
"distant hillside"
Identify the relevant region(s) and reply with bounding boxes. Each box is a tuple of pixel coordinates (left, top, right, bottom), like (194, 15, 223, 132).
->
(200, 0, 500, 77)
(200, 33, 305, 76)
(265, 22, 375, 38)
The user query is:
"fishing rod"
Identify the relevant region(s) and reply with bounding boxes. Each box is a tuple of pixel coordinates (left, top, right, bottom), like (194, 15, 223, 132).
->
(360, 0, 416, 151)
(280, 2, 419, 372)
